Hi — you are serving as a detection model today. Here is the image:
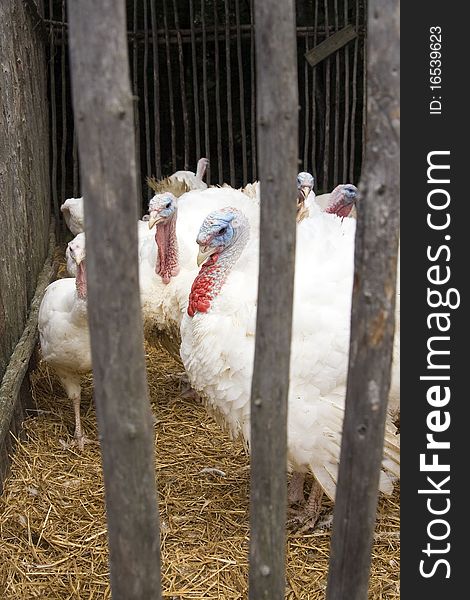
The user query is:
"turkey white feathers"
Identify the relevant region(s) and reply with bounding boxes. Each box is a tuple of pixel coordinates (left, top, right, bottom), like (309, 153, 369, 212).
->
(169, 157, 209, 190)
(180, 207, 400, 527)
(38, 233, 91, 450)
(61, 197, 84, 235)
(137, 187, 259, 349)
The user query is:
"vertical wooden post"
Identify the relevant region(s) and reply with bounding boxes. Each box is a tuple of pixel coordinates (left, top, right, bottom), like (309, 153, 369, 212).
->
(326, 1, 400, 599)
(249, 1, 298, 599)
(67, 2, 162, 599)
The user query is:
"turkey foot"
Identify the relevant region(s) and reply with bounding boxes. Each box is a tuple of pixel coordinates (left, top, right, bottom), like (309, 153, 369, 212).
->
(66, 432, 93, 452)
(287, 478, 324, 532)
(288, 472, 306, 506)
(166, 371, 199, 401)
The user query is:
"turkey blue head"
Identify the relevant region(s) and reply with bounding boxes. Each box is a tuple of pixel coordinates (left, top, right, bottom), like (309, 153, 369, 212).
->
(296, 172, 315, 201)
(188, 208, 250, 316)
(326, 184, 359, 218)
(147, 192, 177, 229)
(195, 207, 249, 267)
(342, 184, 358, 205)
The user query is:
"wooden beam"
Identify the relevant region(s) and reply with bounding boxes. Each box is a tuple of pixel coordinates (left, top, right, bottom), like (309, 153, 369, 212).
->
(305, 24, 357, 67)
(0, 220, 55, 446)
(67, 2, 162, 599)
(326, 1, 400, 599)
(249, 1, 298, 599)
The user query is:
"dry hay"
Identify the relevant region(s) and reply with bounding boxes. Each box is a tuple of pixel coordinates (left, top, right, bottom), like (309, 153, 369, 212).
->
(0, 343, 399, 599)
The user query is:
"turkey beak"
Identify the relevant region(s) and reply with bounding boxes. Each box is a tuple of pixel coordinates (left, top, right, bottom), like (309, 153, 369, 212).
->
(197, 245, 215, 267)
(148, 210, 164, 229)
(301, 186, 311, 200)
(74, 248, 86, 266)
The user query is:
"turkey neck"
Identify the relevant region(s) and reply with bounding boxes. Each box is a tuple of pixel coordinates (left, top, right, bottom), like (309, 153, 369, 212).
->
(296, 191, 308, 223)
(326, 193, 354, 218)
(76, 262, 87, 300)
(188, 221, 250, 317)
(155, 212, 179, 284)
(73, 262, 88, 322)
(196, 159, 207, 181)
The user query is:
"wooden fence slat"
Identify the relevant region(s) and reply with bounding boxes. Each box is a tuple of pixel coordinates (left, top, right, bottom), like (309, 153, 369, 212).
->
(172, 0, 190, 170)
(132, 0, 142, 206)
(311, 0, 319, 184)
(213, 1, 224, 184)
(189, 0, 201, 164)
(326, 1, 400, 598)
(150, 0, 162, 179)
(322, 0, 331, 191)
(0, 221, 55, 448)
(305, 23, 357, 67)
(67, 1, 162, 598)
(48, 0, 59, 235)
(143, 0, 152, 200)
(333, 0, 341, 186)
(162, 0, 177, 172)
(342, 0, 351, 181)
(249, 0, 257, 181)
(224, 0, 235, 186)
(249, 1, 298, 598)
(201, 0, 211, 183)
(60, 0, 67, 217)
(72, 128, 79, 196)
(235, 0, 248, 184)
(349, 0, 360, 182)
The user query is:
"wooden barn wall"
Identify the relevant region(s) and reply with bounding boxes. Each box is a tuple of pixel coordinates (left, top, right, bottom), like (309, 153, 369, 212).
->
(0, 0, 50, 383)
(46, 0, 366, 221)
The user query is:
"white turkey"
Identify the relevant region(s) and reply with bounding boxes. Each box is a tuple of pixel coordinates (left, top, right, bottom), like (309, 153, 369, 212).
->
(61, 197, 84, 235)
(297, 176, 400, 421)
(137, 186, 259, 352)
(296, 172, 358, 219)
(296, 171, 316, 216)
(168, 157, 209, 190)
(239, 178, 309, 224)
(38, 233, 91, 450)
(180, 206, 400, 529)
(64, 210, 153, 277)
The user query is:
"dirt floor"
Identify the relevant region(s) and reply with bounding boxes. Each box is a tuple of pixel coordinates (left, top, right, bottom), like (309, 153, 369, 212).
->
(0, 343, 399, 599)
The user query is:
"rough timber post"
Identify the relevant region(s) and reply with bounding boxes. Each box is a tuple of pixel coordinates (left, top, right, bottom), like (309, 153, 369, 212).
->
(67, 1, 162, 598)
(249, 1, 299, 599)
(326, 1, 400, 599)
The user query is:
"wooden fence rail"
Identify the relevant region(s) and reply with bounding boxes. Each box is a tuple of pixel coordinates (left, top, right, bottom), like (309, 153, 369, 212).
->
(1, 0, 400, 598)
(249, 1, 298, 599)
(67, 1, 162, 598)
(326, 1, 400, 598)
(45, 0, 367, 221)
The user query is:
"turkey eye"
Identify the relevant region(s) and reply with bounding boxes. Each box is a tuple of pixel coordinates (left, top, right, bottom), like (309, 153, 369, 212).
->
(219, 227, 227, 235)
(165, 202, 171, 209)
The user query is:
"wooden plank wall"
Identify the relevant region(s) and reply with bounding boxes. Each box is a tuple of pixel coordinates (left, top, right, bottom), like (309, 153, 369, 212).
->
(0, 0, 51, 485)
(45, 0, 367, 204)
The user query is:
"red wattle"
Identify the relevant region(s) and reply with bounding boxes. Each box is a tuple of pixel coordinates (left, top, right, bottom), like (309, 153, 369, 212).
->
(326, 201, 353, 218)
(187, 254, 220, 317)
